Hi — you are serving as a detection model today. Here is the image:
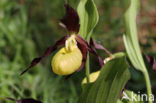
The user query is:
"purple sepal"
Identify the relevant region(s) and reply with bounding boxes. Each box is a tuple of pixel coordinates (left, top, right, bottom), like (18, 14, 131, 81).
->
(76, 35, 104, 67)
(90, 38, 111, 56)
(61, 4, 80, 34)
(17, 98, 42, 103)
(7, 97, 42, 103)
(21, 36, 68, 75)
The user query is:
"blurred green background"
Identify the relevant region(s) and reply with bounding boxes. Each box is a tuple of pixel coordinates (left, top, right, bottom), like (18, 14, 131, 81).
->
(0, 0, 155, 103)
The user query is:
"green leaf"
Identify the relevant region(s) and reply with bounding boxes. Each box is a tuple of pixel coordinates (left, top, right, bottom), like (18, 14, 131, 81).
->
(77, 0, 99, 40)
(117, 100, 123, 103)
(121, 90, 144, 103)
(123, 0, 145, 72)
(120, 0, 131, 14)
(122, 0, 152, 102)
(78, 53, 130, 103)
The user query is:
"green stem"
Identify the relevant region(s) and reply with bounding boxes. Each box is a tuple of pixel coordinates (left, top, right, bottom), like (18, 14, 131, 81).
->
(85, 54, 90, 83)
(143, 69, 152, 103)
(85, 33, 92, 83)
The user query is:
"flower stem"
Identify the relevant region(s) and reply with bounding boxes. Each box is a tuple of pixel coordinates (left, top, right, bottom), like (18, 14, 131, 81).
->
(85, 34, 91, 83)
(85, 54, 90, 83)
(143, 68, 152, 103)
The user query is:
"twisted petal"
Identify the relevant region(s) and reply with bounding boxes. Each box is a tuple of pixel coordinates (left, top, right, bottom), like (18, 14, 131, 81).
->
(61, 3, 80, 33)
(76, 35, 104, 67)
(90, 38, 111, 56)
(21, 36, 68, 75)
(77, 42, 87, 71)
(76, 35, 92, 51)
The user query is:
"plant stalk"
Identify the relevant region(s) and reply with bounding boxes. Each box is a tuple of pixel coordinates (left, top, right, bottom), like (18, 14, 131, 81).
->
(85, 54, 90, 83)
(143, 68, 152, 103)
(85, 34, 92, 83)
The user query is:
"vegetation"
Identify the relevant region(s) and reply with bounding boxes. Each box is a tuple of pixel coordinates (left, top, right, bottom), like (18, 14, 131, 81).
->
(0, 0, 155, 103)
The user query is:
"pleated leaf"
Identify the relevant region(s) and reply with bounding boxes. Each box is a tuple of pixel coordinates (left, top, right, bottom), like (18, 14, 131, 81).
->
(77, 0, 99, 39)
(122, 0, 153, 102)
(123, 0, 146, 72)
(78, 53, 130, 103)
(121, 90, 144, 103)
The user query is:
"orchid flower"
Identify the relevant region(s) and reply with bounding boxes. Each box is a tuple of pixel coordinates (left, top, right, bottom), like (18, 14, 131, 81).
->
(21, 3, 111, 76)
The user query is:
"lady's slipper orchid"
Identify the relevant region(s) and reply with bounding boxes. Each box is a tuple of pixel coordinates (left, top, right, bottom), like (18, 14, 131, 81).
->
(21, 3, 110, 76)
(82, 71, 100, 84)
(52, 45, 82, 75)
(82, 56, 113, 84)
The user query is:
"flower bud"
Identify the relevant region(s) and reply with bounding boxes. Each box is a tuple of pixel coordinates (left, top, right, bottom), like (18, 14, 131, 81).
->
(82, 71, 100, 84)
(51, 45, 82, 75)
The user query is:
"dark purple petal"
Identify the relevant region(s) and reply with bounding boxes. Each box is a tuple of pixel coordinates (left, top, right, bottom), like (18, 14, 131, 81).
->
(153, 60, 156, 71)
(21, 35, 69, 75)
(7, 98, 42, 103)
(76, 35, 92, 51)
(76, 35, 104, 67)
(90, 38, 111, 56)
(61, 3, 80, 34)
(146, 55, 154, 64)
(78, 61, 86, 71)
(145, 55, 156, 71)
(17, 98, 42, 103)
(90, 46, 104, 67)
(119, 87, 125, 97)
(97, 55, 104, 67)
(77, 42, 88, 71)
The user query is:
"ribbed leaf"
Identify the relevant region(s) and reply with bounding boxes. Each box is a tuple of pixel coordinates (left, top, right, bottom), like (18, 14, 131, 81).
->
(122, 0, 152, 102)
(123, 0, 146, 72)
(61, 4, 80, 34)
(78, 53, 130, 103)
(121, 90, 144, 103)
(77, 0, 99, 39)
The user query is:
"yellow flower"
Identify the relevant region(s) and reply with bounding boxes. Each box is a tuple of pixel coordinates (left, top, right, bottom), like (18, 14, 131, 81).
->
(51, 45, 82, 75)
(82, 55, 114, 84)
(82, 71, 100, 84)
